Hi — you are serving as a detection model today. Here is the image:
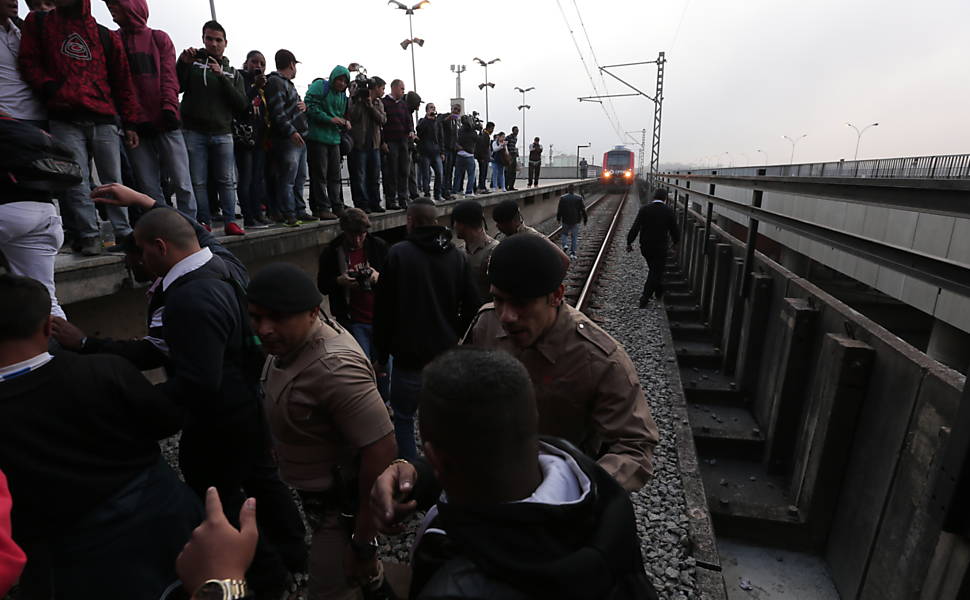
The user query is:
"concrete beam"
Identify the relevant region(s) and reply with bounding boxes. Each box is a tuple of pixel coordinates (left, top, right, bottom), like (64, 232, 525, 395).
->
(707, 244, 734, 334)
(736, 273, 774, 392)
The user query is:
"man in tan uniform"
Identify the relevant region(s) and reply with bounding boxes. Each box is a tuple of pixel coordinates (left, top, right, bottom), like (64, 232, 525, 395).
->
(451, 199, 499, 304)
(462, 234, 659, 491)
(492, 199, 542, 240)
(247, 263, 396, 600)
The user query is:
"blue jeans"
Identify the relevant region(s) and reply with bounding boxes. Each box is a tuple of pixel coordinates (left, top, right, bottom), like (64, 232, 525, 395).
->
(271, 140, 305, 218)
(452, 154, 476, 195)
(182, 130, 239, 226)
(349, 148, 382, 210)
(49, 121, 131, 239)
(294, 143, 308, 214)
(390, 366, 423, 461)
(128, 129, 197, 219)
(235, 144, 267, 221)
(418, 152, 444, 199)
(562, 223, 580, 255)
(490, 160, 506, 190)
(347, 322, 389, 400)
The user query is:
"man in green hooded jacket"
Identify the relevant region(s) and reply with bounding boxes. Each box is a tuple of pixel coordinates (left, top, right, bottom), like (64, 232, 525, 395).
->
(305, 65, 351, 220)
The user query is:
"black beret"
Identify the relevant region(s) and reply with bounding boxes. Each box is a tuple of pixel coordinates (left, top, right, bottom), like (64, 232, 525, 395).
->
(247, 263, 322, 313)
(488, 234, 567, 298)
(653, 188, 668, 200)
(451, 200, 485, 226)
(492, 199, 520, 223)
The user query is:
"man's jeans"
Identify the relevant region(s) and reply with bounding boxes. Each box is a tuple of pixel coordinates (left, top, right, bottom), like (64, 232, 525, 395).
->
(390, 366, 423, 461)
(50, 121, 131, 239)
(235, 144, 267, 222)
(418, 151, 444, 199)
(528, 161, 542, 186)
(384, 140, 411, 204)
(182, 130, 239, 226)
(0, 202, 65, 318)
(271, 140, 305, 219)
(490, 160, 506, 190)
(562, 223, 580, 256)
(452, 155, 476, 195)
(476, 158, 488, 191)
(128, 129, 197, 218)
(307, 141, 343, 213)
(347, 321, 389, 400)
(349, 148, 382, 210)
(443, 150, 456, 195)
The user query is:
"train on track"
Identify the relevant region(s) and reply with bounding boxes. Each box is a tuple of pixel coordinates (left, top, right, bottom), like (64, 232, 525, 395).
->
(600, 146, 636, 190)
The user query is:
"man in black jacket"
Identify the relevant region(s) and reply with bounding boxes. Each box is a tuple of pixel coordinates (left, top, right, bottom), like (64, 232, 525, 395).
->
(439, 104, 461, 199)
(373, 199, 481, 461)
(49, 183, 307, 597)
(0, 273, 202, 599)
(627, 188, 679, 308)
(370, 347, 659, 600)
(474, 121, 494, 193)
(416, 103, 447, 202)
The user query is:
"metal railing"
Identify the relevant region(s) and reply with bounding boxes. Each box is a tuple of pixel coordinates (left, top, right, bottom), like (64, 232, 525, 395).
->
(679, 153, 970, 179)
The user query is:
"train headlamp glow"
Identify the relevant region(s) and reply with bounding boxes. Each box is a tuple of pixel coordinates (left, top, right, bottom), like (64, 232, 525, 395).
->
(603, 171, 613, 178)
(624, 170, 633, 178)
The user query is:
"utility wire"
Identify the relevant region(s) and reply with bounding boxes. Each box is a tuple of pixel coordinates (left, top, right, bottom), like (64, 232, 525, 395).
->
(555, 0, 624, 141)
(571, 0, 624, 141)
(670, 0, 692, 53)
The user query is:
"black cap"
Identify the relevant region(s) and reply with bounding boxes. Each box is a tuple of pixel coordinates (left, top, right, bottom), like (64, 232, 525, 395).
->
(653, 188, 668, 200)
(492, 199, 520, 224)
(247, 263, 322, 313)
(451, 200, 485, 227)
(488, 234, 567, 298)
(274, 49, 300, 70)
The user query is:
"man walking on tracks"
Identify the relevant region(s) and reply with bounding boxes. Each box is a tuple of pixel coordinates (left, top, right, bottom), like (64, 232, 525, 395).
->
(627, 188, 679, 308)
(462, 234, 659, 491)
(556, 184, 587, 260)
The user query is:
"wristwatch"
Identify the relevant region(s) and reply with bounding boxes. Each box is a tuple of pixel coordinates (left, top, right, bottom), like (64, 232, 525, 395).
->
(193, 579, 250, 600)
(350, 534, 379, 559)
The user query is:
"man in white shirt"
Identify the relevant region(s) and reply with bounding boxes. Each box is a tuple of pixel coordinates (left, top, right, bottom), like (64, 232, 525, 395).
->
(0, 1, 46, 128)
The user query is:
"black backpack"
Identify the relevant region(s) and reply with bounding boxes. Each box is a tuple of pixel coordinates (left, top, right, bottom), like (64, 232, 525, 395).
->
(0, 114, 82, 192)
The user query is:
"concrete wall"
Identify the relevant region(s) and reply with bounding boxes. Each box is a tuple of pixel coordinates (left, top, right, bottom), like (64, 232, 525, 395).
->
(674, 202, 967, 599)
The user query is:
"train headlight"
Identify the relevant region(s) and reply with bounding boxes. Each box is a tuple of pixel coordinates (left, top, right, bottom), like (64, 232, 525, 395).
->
(603, 171, 613, 178)
(624, 170, 633, 178)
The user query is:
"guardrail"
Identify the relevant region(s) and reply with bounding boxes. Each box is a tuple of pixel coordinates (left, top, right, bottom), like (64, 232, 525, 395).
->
(680, 152, 970, 179)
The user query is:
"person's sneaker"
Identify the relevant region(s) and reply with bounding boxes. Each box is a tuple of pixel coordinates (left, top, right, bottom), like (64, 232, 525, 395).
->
(78, 237, 102, 256)
(224, 222, 246, 236)
(370, 205, 386, 213)
(563, 246, 569, 253)
(106, 243, 127, 253)
(570, 252, 577, 261)
(298, 213, 320, 222)
(316, 211, 339, 220)
(256, 214, 274, 226)
(386, 203, 400, 210)
(638, 297, 650, 309)
(246, 218, 270, 230)
(284, 217, 300, 227)
(269, 213, 285, 223)
(479, 189, 491, 195)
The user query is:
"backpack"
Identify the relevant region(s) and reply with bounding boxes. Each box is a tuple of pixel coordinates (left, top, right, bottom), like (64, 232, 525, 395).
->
(0, 114, 82, 191)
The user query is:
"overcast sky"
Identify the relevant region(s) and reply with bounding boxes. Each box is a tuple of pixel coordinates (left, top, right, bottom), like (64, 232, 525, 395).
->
(19, 0, 970, 168)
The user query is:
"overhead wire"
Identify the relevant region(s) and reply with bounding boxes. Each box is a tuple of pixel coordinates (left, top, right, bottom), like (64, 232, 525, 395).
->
(554, 0, 624, 142)
(571, 0, 625, 143)
(669, 0, 692, 53)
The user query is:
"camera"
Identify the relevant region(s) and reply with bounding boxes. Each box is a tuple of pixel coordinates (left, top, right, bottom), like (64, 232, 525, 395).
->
(348, 63, 373, 101)
(195, 48, 209, 64)
(350, 266, 374, 291)
(461, 112, 483, 132)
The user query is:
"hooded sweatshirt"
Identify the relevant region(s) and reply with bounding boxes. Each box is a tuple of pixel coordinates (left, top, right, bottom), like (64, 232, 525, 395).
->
(111, 0, 180, 133)
(410, 438, 659, 600)
(304, 65, 350, 145)
(373, 225, 482, 369)
(176, 49, 247, 135)
(18, 0, 143, 126)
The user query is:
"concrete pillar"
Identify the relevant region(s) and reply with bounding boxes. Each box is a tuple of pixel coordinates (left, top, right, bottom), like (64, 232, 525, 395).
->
(707, 244, 734, 334)
(699, 235, 718, 318)
(720, 257, 747, 375)
(761, 298, 819, 472)
(688, 223, 702, 291)
(735, 274, 774, 392)
(691, 225, 706, 293)
(926, 318, 970, 373)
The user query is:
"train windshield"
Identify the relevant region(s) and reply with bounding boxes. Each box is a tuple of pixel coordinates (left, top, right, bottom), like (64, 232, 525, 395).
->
(606, 152, 631, 170)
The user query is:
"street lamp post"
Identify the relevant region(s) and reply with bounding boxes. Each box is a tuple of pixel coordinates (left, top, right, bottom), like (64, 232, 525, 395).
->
(450, 64, 466, 99)
(515, 86, 534, 161)
(473, 57, 500, 122)
(389, 1, 429, 92)
(209, 0, 216, 20)
(756, 149, 768, 165)
(577, 143, 590, 178)
(782, 134, 807, 165)
(846, 122, 879, 161)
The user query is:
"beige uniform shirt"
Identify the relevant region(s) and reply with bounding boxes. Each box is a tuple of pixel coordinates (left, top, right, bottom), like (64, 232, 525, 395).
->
(457, 234, 499, 304)
(261, 319, 393, 491)
(495, 223, 543, 242)
(463, 303, 659, 491)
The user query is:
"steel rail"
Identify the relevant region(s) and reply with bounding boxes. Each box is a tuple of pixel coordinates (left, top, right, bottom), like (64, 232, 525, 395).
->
(574, 190, 628, 313)
(663, 181, 970, 298)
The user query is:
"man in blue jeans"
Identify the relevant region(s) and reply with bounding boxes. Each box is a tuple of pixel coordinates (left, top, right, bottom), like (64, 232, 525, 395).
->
(451, 113, 479, 196)
(176, 20, 248, 234)
(347, 76, 387, 213)
(556, 184, 587, 260)
(373, 200, 481, 460)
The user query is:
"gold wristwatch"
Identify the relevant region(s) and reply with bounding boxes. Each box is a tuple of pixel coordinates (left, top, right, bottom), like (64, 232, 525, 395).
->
(193, 579, 250, 600)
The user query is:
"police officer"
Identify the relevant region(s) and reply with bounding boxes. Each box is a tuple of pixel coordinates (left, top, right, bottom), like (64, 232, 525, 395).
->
(462, 234, 659, 491)
(248, 263, 396, 600)
(492, 199, 542, 240)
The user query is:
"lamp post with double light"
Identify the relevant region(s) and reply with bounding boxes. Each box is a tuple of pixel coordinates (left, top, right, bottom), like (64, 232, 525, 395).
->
(474, 57, 500, 122)
(846, 122, 878, 161)
(388, 1, 429, 92)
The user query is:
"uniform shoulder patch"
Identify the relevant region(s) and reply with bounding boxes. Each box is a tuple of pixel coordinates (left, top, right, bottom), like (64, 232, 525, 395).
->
(575, 318, 617, 356)
(476, 301, 496, 315)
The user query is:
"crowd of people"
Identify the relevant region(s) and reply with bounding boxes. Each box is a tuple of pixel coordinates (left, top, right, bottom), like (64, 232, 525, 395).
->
(0, 1, 681, 599)
(1, 0, 547, 257)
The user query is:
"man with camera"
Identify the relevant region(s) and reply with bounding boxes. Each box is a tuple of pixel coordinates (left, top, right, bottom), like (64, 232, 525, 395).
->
(527, 136, 543, 187)
(474, 120, 494, 194)
(177, 21, 249, 233)
(380, 79, 416, 210)
(439, 104, 461, 199)
(348, 75, 387, 213)
(505, 125, 520, 190)
(305, 65, 352, 221)
(416, 103, 448, 203)
(248, 263, 396, 600)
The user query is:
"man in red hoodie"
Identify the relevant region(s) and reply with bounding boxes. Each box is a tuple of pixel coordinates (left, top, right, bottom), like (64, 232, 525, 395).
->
(0, 470, 25, 597)
(18, 0, 143, 256)
(104, 0, 197, 220)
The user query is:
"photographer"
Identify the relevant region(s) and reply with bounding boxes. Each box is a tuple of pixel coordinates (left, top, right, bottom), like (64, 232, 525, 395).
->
(474, 121, 494, 193)
(416, 103, 448, 203)
(489, 131, 509, 191)
(348, 75, 387, 213)
(305, 65, 352, 220)
(505, 125, 520, 190)
(451, 113, 479, 196)
(439, 104, 461, 199)
(176, 21, 249, 233)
